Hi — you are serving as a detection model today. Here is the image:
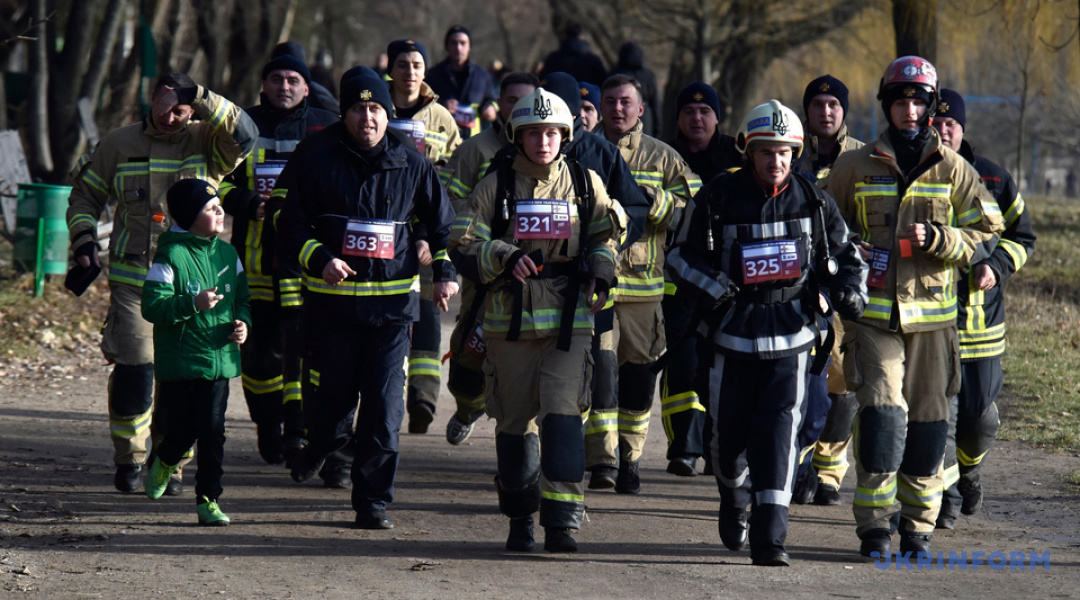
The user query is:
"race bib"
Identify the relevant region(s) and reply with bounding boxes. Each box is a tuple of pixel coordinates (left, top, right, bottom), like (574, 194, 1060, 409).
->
(867, 247, 891, 289)
(253, 160, 287, 200)
(740, 240, 801, 284)
(453, 105, 477, 129)
(342, 219, 395, 260)
(389, 119, 426, 154)
(464, 324, 487, 359)
(514, 199, 572, 240)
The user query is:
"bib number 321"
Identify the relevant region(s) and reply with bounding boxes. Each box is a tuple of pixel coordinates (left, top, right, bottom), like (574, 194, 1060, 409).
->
(741, 240, 801, 284)
(342, 219, 395, 260)
(514, 199, 571, 240)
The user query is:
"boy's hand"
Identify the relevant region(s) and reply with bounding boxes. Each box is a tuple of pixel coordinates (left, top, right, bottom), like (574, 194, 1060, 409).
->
(230, 320, 248, 344)
(195, 287, 223, 311)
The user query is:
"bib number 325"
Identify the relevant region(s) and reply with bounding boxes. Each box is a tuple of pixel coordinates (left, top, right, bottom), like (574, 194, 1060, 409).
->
(741, 240, 801, 284)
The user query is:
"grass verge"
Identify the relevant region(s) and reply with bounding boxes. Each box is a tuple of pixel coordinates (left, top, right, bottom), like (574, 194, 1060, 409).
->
(998, 194, 1080, 453)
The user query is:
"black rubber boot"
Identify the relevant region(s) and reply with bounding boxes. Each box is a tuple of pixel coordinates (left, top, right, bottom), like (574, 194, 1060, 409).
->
(506, 516, 535, 552)
(615, 460, 641, 495)
(543, 527, 578, 553)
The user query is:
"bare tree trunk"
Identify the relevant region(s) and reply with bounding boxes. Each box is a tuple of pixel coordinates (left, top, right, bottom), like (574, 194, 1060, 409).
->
(24, 0, 52, 177)
(1016, 68, 1027, 186)
(893, 0, 938, 61)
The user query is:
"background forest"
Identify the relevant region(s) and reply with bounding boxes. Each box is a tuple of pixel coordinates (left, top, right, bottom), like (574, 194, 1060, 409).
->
(2, 0, 1078, 193)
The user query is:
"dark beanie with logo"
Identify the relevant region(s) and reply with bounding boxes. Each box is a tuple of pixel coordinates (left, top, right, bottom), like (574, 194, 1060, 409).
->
(339, 66, 393, 116)
(676, 81, 721, 117)
(802, 74, 850, 118)
(579, 81, 601, 107)
(168, 179, 218, 231)
(937, 88, 966, 129)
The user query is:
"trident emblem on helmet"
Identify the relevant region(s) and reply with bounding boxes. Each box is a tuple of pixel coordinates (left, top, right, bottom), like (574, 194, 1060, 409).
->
(534, 94, 552, 119)
(773, 109, 788, 136)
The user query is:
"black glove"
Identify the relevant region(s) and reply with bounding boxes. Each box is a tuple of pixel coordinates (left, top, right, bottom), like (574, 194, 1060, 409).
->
(714, 272, 739, 305)
(65, 241, 102, 296)
(920, 222, 938, 251)
(158, 72, 198, 106)
(73, 240, 101, 269)
(832, 286, 865, 321)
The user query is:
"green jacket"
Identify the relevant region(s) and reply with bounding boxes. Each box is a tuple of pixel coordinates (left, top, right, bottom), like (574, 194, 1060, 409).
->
(142, 227, 252, 382)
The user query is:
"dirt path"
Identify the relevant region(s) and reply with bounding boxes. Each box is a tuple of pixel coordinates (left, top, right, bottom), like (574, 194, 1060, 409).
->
(1, 316, 1079, 599)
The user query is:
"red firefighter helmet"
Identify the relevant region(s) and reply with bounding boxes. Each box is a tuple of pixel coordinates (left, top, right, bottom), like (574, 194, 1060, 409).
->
(878, 56, 938, 97)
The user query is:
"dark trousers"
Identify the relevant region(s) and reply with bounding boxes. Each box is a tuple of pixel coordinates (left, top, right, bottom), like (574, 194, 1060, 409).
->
(710, 351, 809, 553)
(157, 378, 230, 502)
(304, 320, 410, 513)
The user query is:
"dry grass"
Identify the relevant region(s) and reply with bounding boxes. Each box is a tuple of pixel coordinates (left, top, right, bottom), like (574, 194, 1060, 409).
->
(998, 194, 1080, 453)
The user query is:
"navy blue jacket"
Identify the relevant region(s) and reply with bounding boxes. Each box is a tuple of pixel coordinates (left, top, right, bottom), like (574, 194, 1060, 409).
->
(425, 59, 495, 138)
(276, 121, 456, 326)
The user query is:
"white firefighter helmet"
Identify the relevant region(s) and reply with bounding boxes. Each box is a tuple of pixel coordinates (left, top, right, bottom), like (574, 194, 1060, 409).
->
(735, 99, 804, 159)
(506, 87, 574, 144)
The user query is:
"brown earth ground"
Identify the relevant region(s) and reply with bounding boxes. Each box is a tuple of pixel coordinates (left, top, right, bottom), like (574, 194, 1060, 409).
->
(1, 291, 1079, 599)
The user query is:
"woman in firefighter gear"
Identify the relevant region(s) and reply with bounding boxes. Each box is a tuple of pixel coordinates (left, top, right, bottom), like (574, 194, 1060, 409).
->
(666, 99, 866, 566)
(823, 56, 1004, 559)
(450, 88, 622, 553)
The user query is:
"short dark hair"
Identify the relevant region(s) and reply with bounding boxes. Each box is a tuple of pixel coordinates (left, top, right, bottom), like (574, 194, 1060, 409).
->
(601, 74, 643, 103)
(444, 25, 471, 48)
(500, 72, 540, 96)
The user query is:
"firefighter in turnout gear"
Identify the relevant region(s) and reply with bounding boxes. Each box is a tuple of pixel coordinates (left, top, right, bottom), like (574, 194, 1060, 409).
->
(218, 54, 339, 472)
(276, 67, 458, 530)
(385, 39, 462, 434)
(665, 81, 742, 478)
(823, 56, 1005, 559)
(441, 72, 540, 445)
(666, 99, 867, 566)
(66, 72, 256, 494)
(792, 74, 865, 507)
(931, 89, 1035, 530)
(449, 88, 623, 553)
(588, 74, 701, 494)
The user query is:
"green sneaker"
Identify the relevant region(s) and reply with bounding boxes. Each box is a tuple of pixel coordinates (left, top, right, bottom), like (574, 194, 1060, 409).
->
(145, 457, 177, 500)
(196, 496, 230, 527)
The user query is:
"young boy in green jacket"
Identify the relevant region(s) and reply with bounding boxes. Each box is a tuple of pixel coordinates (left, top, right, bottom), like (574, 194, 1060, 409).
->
(142, 179, 251, 526)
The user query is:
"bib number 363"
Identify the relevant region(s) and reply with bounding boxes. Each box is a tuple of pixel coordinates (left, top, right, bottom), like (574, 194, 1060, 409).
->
(741, 240, 801, 284)
(342, 219, 395, 260)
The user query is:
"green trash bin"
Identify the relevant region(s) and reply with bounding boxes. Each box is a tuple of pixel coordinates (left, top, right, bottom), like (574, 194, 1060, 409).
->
(14, 183, 72, 275)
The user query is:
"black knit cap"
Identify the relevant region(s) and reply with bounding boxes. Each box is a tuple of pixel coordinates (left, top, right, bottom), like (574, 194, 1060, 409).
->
(444, 25, 471, 47)
(540, 72, 581, 114)
(339, 66, 393, 116)
(261, 54, 311, 83)
(676, 81, 721, 117)
(167, 179, 218, 231)
(272, 41, 307, 63)
(880, 82, 935, 120)
(802, 74, 849, 118)
(937, 88, 966, 129)
(387, 39, 429, 68)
